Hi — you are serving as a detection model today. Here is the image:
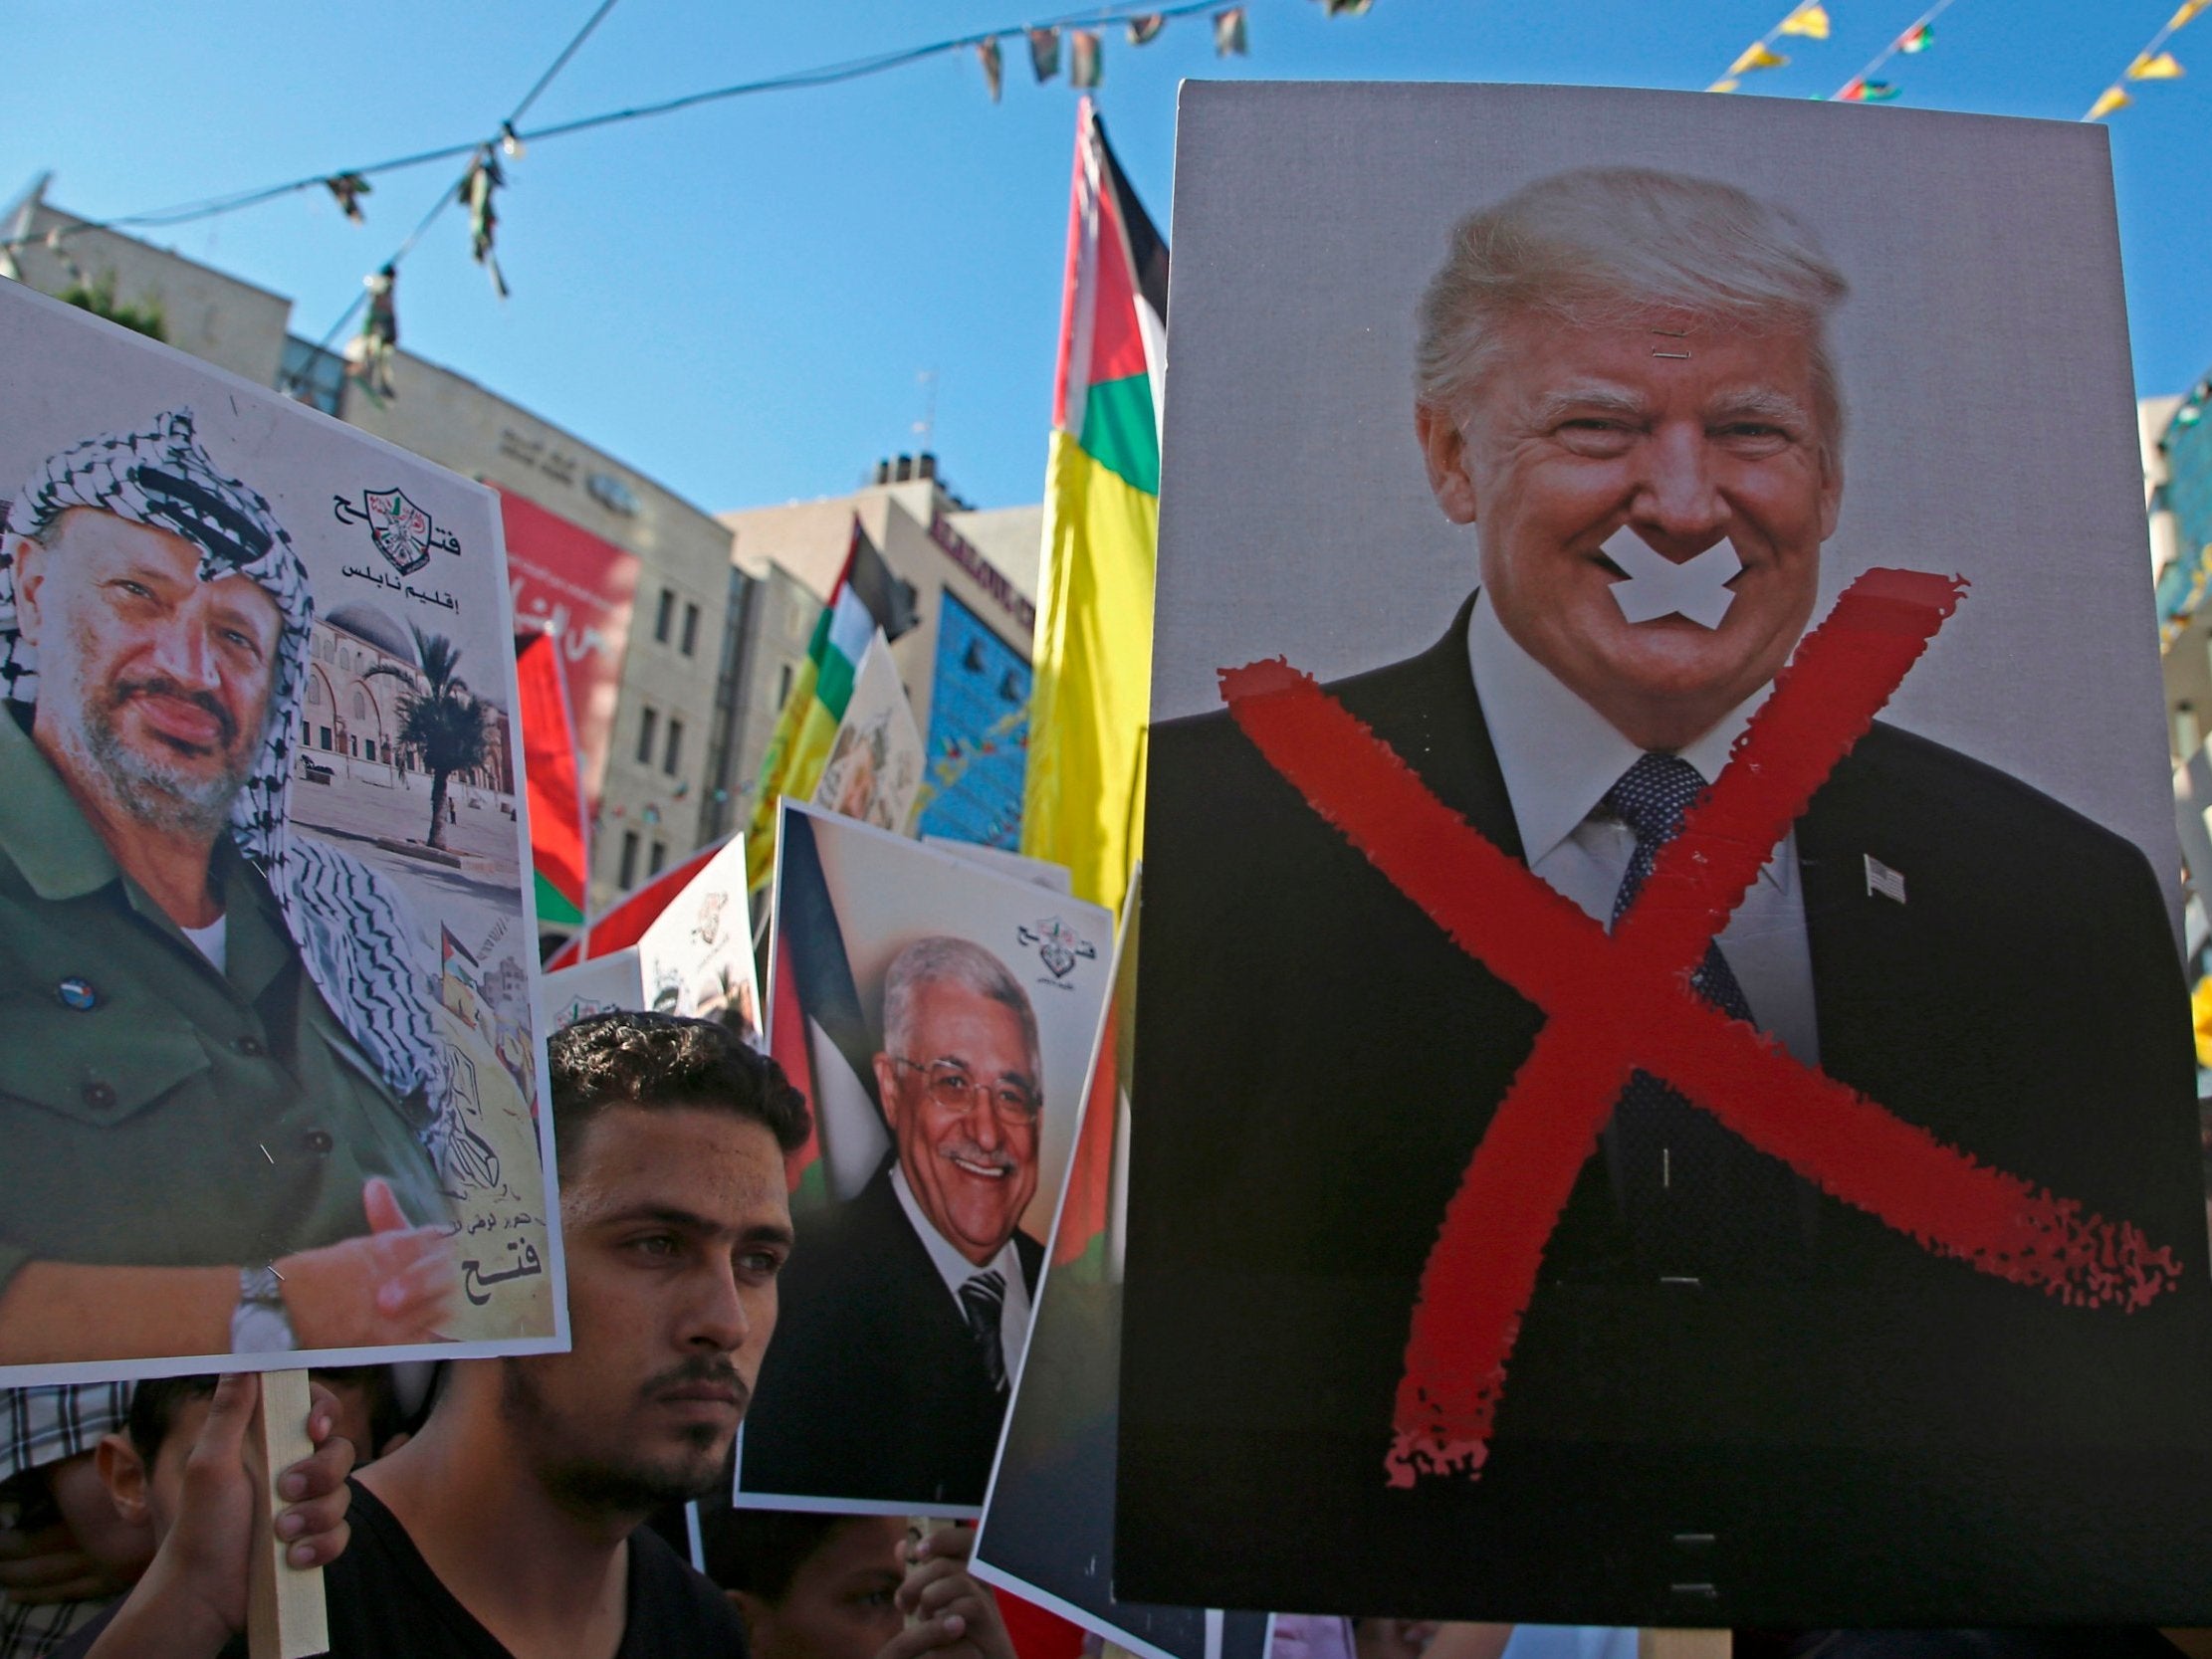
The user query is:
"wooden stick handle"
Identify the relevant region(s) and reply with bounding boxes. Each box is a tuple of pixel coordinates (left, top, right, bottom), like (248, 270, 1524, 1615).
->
(247, 1369, 331, 1659)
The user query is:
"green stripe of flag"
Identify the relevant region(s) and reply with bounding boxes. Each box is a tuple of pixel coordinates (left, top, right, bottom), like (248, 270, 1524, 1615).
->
(535, 869, 583, 927)
(1079, 372, 1160, 496)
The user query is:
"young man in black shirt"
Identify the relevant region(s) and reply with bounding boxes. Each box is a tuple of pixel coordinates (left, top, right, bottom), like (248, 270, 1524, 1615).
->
(65, 1013, 1010, 1659)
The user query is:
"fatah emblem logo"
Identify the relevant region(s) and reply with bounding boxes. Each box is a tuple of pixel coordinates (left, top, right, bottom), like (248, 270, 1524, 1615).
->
(1016, 917, 1097, 980)
(333, 488, 463, 574)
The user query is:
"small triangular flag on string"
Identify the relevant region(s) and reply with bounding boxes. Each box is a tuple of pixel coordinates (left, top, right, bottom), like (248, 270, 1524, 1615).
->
(1127, 14, 1165, 43)
(1898, 22, 1934, 52)
(1324, 0, 1375, 15)
(1028, 27, 1062, 82)
(500, 121, 528, 160)
(1780, 3, 1830, 40)
(1215, 6, 1248, 55)
(1857, 79, 1900, 100)
(979, 36, 1003, 101)
(2172, 0, 2209, 27)
(1707, 77, 1742, 93)
(2088, 85, 2131, 117)
(2129, 50, 2185, 79)
(1070, 29, 1103, 88)
(346, 264, 399, 401)
(465, 152, 509, 300)
(1730, 42, 1788, 74)
(326, 172, 371, 224)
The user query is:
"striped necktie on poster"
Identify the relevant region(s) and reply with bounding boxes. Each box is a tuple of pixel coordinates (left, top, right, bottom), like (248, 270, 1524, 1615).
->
(959, 1269, 1009, 1392)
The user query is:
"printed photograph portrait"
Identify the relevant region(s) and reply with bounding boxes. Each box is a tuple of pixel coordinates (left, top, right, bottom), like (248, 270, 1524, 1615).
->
(1118, 84, 2212, 1625)
(737, 801, 1111, 1514)
(0, 281, 563, 1382)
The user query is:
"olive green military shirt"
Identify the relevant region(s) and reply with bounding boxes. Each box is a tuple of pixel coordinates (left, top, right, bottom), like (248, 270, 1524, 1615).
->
(0, 708, 449, 1308)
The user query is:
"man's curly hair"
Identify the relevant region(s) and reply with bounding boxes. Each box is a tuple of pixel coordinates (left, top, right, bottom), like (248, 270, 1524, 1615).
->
(548, 1010, 810, 1172)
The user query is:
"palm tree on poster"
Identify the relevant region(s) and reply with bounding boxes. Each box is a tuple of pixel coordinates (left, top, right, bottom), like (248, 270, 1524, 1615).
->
(368, 626, 493, 852)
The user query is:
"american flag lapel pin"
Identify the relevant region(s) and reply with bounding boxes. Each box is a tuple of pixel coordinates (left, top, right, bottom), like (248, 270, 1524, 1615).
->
(1864, 853, 1906, 906)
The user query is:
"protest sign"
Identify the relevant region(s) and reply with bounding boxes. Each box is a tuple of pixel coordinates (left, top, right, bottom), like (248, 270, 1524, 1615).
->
(1119, 83, 2212, 1623)
(975, 876, 1265, 1659)
(0, 280, 562, 1381)
(538, 834, 764, 1044)
(738, 800, 1112, 1514)
(812, 630, 925, 835)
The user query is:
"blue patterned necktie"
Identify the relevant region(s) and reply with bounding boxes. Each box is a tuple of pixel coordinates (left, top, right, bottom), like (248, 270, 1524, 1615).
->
(1603, 752, 1808, 1279)
(959, 1269, 1009, 1393)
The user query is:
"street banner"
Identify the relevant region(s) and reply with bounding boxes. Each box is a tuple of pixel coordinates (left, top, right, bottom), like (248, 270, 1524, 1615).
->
(1120, 83, 2212, 1623)
(494, 484, 638, 812)
(810, 629, 925, 835)
(739, 800, 1111, 1514)
(0, 280, 563, 1381)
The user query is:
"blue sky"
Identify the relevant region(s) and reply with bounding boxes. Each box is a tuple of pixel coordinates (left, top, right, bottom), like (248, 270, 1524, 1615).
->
(5, 0, 2207, 512)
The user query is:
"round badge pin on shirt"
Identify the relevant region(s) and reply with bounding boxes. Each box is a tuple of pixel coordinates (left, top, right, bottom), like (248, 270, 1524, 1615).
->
(56, 977, 99, 1011)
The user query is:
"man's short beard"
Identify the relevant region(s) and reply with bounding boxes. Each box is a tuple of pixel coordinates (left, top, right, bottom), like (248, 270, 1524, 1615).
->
(498, 1356, 738, 1520)
(60, 678, 256, 838)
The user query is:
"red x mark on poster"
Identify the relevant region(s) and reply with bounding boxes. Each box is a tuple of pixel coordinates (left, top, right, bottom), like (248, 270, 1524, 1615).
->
(1217, 568, 2182, 1488)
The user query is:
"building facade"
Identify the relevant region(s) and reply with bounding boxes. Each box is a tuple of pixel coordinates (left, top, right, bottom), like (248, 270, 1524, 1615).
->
(710, 456, 1043, 852)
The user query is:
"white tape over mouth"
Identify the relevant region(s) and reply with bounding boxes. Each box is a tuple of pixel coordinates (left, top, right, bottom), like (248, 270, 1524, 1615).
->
(1603, 525, 1744, 628)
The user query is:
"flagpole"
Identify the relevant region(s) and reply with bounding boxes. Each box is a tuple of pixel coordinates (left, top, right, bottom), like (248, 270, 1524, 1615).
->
(1831, 0, 1959, 101)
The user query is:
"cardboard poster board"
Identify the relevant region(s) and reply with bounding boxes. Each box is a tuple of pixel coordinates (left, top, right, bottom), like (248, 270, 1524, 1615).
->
(538, 835, 765, 1045)
(0, 281, 563, 1380)
(737, 801, 1111, 1514)
(811, 631, 925, 836)
(1119, 83, 2212, 1624)
(976, 878, 1270, 1659)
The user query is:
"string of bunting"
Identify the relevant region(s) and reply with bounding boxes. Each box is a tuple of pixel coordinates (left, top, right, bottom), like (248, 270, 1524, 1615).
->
(1708, 0, 1833, 94)
(2087, 0, 2207, 119)
(1709, 0, 1953, 102)
(1832, 0, 1953, 103)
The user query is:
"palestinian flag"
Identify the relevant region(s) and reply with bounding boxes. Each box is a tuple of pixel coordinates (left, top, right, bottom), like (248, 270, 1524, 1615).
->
(766, 803, 890, 1210)
(1897, 22, 1933, 51)
(515, 629, 590, 933)
(1020, 100, 1168, 921)
(543, 835, 732, 973)
(1838, 77, 1901, 102)
(744, 519, 910, 891)
(1048, 875, 1139, 1285)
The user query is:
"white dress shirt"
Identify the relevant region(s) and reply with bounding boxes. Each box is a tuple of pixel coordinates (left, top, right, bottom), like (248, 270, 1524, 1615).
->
(1465, 589, 1822, 1068)
(890, 1163, 1034, 1387)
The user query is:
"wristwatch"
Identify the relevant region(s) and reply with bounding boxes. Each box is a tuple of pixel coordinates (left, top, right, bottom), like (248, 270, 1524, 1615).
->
(230, 1264, 298, 1353)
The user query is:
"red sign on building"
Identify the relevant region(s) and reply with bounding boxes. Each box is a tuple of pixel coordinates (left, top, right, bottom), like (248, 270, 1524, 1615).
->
(494, 485, 640, 808)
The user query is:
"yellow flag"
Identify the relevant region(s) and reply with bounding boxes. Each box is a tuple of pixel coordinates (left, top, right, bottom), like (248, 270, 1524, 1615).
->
(1780, 3, 1831, 40)
(2192, 975, 2212, 1069)
(2129, 50, 2185, 79)
(1729, 42, 1789, 74)
(2172, 0, 2209, 29)
(1707, 77, 1741, 93)
(2088, 85, 2131, 117)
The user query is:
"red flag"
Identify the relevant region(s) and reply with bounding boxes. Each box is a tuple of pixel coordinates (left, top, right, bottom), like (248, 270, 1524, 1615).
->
(772, 916, 824, 1197)
(516, 630, 590, 931)
(542, 836, 731, 971)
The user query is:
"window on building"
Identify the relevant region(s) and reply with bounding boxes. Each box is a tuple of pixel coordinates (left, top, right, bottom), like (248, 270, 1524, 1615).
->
(319, 726, 332, 750)
(654, 588, 675, 644)
(278, 335, 346, 417)
(350, 688, 367, 719)
(636, 706, 659, 764)
(680, 601, 701, 658)
(776, 663, 794, 711)
(619, 831, 640, 889)
(648, 839, 668, 877)
(663, 718, 684, 776)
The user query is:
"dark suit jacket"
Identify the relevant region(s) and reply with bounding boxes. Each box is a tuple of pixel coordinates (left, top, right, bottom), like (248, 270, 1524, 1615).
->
(1117, 596, 2212, 1625)
(743, 1161, 1043, 1509)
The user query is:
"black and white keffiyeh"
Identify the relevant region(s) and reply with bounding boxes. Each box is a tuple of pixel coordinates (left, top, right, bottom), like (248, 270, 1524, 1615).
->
(0, 410, 445, 1112)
